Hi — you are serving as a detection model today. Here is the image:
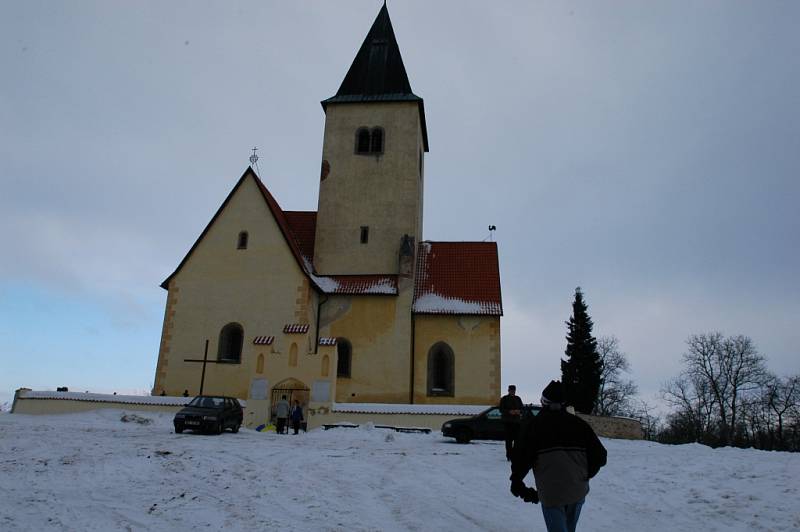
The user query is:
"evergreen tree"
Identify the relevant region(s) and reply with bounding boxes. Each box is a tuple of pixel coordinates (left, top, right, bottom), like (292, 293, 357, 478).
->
(561, 287, 603, 413)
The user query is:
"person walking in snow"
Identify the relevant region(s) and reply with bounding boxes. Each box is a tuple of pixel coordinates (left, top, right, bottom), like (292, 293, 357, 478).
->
(499, 384, 525, 461)
(290, 400, 304, 435)
(275, 395, 290, 434)
(509, 380, 607, 532)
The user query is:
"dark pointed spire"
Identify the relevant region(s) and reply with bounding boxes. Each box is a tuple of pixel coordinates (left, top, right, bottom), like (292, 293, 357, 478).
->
(322, 4, 428, 151)
(334, 4, 414, 98)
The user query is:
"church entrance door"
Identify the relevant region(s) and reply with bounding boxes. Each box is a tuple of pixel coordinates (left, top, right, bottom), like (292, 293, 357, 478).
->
(270, 378, 309, 426)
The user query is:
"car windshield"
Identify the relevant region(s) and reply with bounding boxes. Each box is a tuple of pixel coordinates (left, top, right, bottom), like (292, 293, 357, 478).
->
(188, 396, 224, 408)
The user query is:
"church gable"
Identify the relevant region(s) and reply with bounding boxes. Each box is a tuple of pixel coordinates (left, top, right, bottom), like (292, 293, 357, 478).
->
(162, 167, 313, 290)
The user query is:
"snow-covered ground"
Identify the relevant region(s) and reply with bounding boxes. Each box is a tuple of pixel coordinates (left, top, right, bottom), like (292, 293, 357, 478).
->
(1, 410, 798, 531)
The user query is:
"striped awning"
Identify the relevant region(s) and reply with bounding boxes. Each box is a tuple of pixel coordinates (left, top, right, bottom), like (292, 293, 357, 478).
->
(318, 337, 337, 346)
(283, 323, 310, 334)
(253, 336, 274, 345)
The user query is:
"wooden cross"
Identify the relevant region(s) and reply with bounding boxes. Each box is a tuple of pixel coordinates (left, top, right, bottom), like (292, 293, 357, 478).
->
(183, 339, 225, 395)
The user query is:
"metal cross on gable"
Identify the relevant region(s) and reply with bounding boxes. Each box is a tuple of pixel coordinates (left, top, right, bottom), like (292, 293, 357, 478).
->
(249, 147, 259, 165)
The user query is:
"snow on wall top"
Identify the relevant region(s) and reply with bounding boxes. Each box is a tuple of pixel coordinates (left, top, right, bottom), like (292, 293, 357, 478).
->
(17, 390, 247, 407)
(332, 402, 489, 416)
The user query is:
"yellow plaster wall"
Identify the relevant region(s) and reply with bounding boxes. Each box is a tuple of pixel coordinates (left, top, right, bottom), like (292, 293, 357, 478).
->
(321, 289, 414, 403)
(412, 315, 501, 405)
(153, 175, 328, 402)
(314, 101, 425, 275)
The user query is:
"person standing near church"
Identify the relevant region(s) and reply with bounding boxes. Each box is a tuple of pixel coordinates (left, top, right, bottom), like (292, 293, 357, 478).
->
(499, 384, 524, 461)
(275, 395, 290, 434)
(290, 399, 304, 435)
(509, 380, 607, 532)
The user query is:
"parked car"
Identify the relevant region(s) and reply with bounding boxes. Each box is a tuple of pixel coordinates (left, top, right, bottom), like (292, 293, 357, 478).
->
(173, 395, 243, 434)
(441, 404, 541, 443)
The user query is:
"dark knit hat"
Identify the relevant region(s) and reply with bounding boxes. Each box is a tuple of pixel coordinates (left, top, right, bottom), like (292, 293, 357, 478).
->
(541, 380, 564, 404)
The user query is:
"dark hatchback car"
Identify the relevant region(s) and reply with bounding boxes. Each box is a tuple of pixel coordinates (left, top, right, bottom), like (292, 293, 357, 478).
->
(173, 395, 243, 434)
(442, 404, 541, 443)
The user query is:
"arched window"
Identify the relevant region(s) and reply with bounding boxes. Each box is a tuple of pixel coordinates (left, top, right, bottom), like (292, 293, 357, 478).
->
(356, 128, 371, 154)
(355, 127, 384, 155)
(256, 353, 264, 374)
(370, 127, 384, 154)
(218, 323, 244, 363)
(237, 231, 248, 249)
(289, 343, 298, 367)
(337, 338, 352, 378)
(427, 342, 454, 396)
(321, 354, 330, 377)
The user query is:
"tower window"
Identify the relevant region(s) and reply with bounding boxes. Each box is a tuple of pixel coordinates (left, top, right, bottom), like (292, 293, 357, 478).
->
(370, 127, 384, 154)
(237, 231, 248, 249)
(360, 226, 369, 244)
(355, 127, 384, 155)
(356, 128, 371, 154)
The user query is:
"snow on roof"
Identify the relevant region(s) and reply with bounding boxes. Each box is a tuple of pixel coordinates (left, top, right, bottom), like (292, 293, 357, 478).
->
(412, 293, 501, 315)
(303, 259, 399, 296)
(332, 402, 489, 416)
(325, 275, 397, 295)
(304, 259, 341, 292)
(17, 390, 247, 407)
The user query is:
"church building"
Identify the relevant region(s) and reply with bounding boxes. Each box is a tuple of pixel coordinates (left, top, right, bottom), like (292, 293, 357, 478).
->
(152, 5, 502, 418)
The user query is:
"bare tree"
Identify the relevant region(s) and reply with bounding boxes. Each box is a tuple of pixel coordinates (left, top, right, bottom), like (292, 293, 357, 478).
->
(627, 399, 661, 440)
(681, 333, 767, 446)
(662, 372, 716, 443)
(593, 336, 638, 416)
(765, 374, 800, 450)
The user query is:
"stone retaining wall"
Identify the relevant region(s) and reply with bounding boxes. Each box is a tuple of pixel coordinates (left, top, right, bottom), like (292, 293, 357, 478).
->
(11, 389, 643, 440)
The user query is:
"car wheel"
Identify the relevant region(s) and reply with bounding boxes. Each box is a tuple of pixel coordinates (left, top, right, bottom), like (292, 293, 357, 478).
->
(175, 425, 183, 434)
(216, 420, 224, 434)
(455, 427, 472, 444)
(231, 423, 240, 433)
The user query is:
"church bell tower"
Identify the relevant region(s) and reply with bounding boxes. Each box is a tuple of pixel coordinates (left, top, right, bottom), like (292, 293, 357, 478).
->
(313, 4, 429, 276)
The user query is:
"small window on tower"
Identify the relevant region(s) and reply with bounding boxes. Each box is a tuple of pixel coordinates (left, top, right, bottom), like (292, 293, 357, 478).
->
(356, 128, 370, 154)
(360, 226, 369, 244)
(237, 231, 248, 249)
(370, 127, 384, 154)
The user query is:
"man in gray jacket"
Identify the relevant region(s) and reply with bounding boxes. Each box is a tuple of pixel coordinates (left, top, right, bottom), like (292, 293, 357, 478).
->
(275, 395, 290, 434)
(510, 380, 607, 532)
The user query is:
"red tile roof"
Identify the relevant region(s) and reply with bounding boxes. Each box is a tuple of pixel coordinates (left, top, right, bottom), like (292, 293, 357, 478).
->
(413, 241, 502, 316)
(284, 211, 317, 261)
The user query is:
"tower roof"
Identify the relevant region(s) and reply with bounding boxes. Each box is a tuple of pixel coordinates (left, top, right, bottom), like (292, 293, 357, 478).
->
(322, 4, 429, 151)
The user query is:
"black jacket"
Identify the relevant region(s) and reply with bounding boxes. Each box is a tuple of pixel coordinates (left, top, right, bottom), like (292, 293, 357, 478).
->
(510, 405, 607, 507)
(499, 394, 524, 422)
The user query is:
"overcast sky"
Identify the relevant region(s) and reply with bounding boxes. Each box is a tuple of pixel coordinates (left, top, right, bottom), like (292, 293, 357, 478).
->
(1, 1, 798, 409)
